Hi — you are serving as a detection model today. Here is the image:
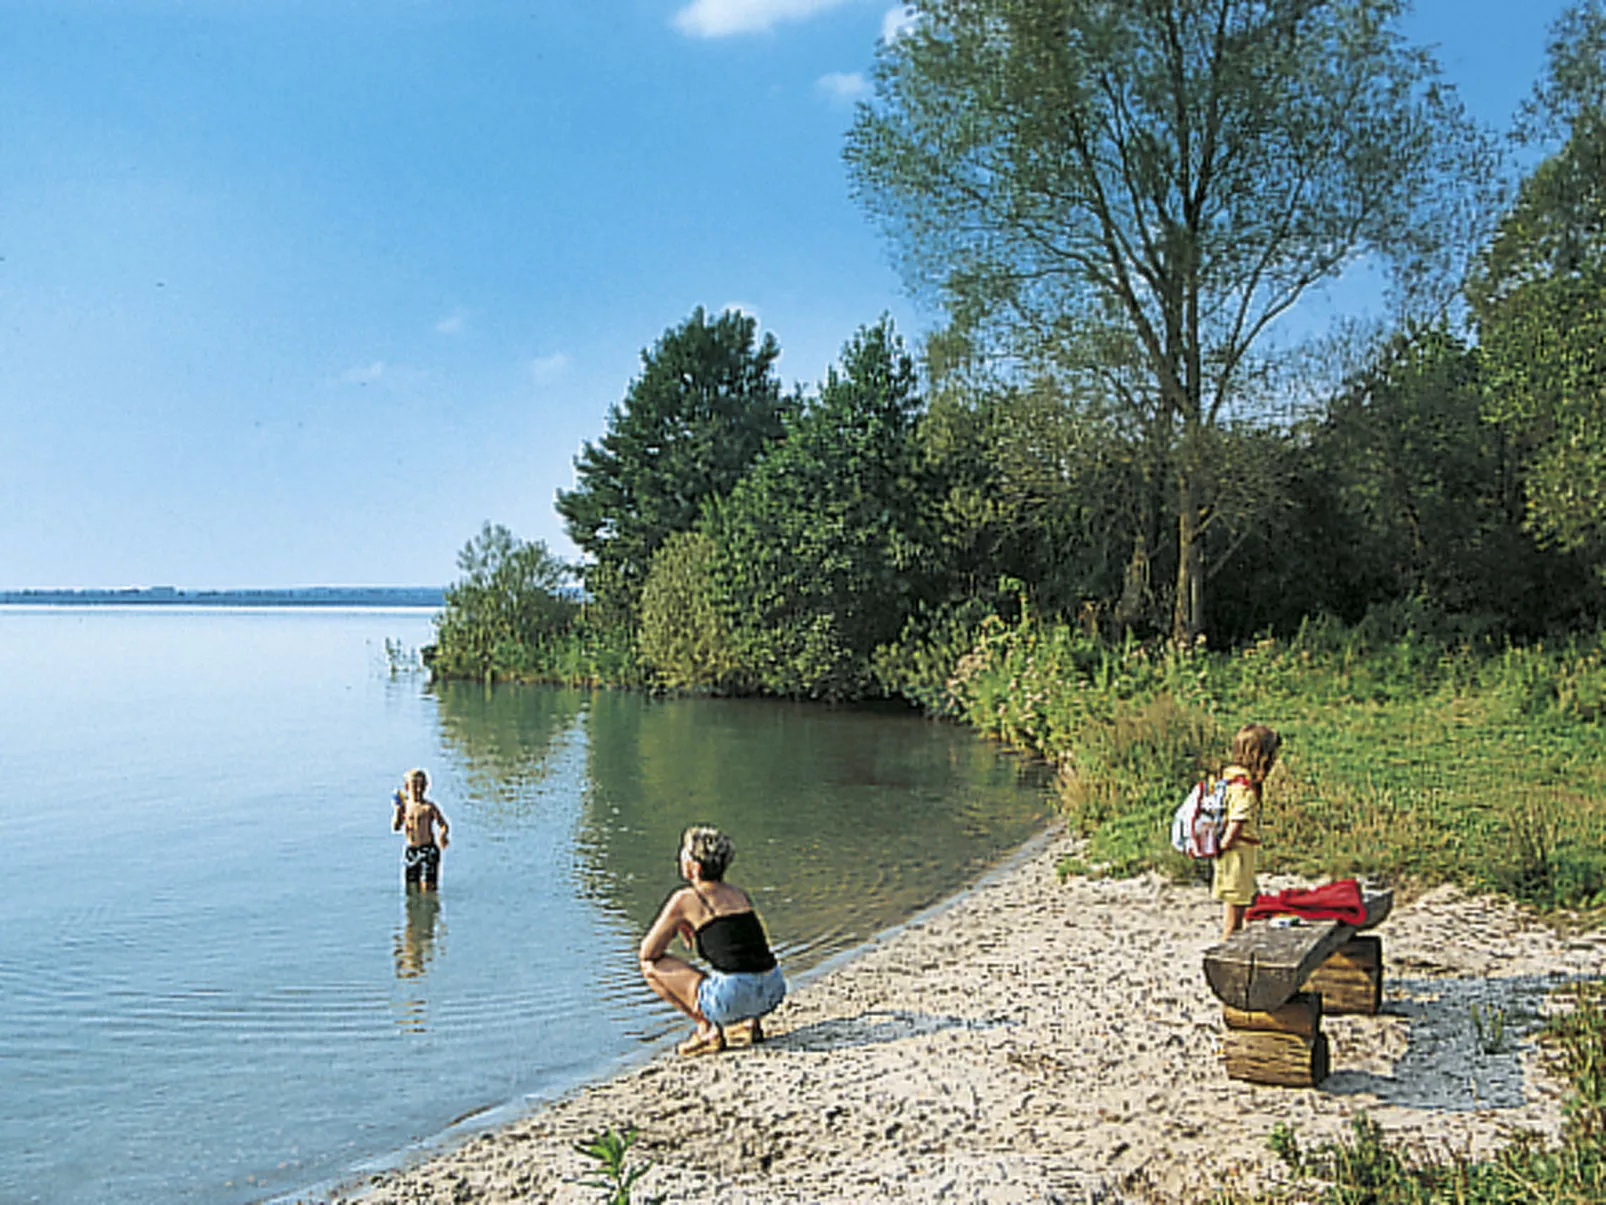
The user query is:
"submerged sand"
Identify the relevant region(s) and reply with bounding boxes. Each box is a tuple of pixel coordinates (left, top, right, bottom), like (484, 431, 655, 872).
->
(339, 826, 1606, 1203)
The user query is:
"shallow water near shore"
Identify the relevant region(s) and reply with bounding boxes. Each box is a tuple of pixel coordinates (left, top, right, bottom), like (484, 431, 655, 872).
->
(0, 607, 1050, 1205)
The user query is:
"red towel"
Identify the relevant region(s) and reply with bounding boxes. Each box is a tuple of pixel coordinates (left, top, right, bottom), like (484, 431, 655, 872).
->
(1244, 879, 1366, 926)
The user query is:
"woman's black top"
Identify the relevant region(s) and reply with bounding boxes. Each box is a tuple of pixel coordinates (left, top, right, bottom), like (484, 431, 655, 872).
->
(695, 911, 777, 974)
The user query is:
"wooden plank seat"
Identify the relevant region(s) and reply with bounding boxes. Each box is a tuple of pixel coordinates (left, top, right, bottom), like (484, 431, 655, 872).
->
(1204, 889, 1392, 1088)
(1203, 888, 1392, 1013)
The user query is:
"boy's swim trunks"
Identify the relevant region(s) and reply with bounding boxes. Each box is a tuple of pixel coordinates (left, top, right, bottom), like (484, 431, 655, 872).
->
(404, 842, 441, 885)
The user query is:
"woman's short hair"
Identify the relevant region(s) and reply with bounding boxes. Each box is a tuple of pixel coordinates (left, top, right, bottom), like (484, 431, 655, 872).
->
(1231, 724, 1282, 784)
(681, 826, 734, 881)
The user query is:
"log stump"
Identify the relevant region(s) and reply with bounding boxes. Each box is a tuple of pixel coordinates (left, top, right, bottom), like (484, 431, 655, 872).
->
(1221, 991, 1328, 1087)
(1222, 1027, 1330, 1088)
(1223, 990, 1323, 1038)
(1301, 934, 1382, 1015)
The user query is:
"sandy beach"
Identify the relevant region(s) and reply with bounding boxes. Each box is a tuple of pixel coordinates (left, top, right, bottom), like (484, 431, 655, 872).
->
(339, 825, 1606, 1204)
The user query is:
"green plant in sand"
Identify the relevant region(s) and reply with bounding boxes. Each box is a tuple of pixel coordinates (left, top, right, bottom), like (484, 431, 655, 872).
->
(1471, 1002, 1510, 1055)
(574, 1126, 663, 1205)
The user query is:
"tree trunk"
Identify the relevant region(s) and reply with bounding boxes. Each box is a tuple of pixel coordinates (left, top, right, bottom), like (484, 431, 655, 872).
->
(1173, 463, 1205, 647)
(1114, 530, 1151, 633)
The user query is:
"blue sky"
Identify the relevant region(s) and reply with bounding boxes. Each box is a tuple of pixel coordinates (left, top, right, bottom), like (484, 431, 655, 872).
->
(0, 0, 1578, 589)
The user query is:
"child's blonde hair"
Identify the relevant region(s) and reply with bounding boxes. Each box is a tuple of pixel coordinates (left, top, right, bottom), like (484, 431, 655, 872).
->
(405, 768, 430, 796)
(1231, 724, 1282, 786)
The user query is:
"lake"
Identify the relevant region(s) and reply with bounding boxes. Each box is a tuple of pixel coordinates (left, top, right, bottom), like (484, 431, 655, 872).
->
(0, 607, 1051, 1204)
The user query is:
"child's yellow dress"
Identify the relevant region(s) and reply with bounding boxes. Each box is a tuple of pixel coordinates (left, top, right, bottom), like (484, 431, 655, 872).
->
(1211, 763, 1260, 906)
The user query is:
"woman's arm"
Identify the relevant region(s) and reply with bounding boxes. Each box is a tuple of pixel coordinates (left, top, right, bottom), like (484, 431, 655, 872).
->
(639, 890, 690, 964)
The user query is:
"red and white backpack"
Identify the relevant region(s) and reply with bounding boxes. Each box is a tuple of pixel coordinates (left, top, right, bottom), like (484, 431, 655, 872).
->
(1170, 773, 1249, 859)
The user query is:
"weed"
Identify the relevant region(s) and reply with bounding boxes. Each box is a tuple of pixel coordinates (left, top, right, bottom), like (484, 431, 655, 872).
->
(1508, 797, 1562, 906)
(1471, 1002, 1509, 1055)
(1054, 854, 1090, 880)
(1267, 1121, 1302, 1169)
(573, 1126, 663, 1205)
(383, 638, 423, 674)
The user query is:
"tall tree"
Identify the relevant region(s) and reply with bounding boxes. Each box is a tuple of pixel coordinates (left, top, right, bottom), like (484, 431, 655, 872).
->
(1470, 1, 1606, 565)
(704, 319, 934, 699)
(554, 307, 793, 621)
(846, 0, 1490, 644)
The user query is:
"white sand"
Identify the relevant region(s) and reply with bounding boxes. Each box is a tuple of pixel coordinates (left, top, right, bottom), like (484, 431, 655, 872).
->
(338, 826, 1606, 1203)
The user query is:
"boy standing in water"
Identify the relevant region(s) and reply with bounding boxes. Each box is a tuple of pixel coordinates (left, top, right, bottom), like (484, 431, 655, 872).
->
(392, 768, 449, 890)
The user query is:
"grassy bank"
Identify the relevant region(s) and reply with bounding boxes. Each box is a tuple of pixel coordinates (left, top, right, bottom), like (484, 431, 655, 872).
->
(946, 611, 1606, 913)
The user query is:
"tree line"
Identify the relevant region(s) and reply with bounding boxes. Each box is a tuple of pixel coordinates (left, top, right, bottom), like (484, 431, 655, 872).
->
(429, 0, 1606, 701)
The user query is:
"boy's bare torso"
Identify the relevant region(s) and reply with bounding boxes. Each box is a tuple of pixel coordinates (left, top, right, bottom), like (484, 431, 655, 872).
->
(400, 801, 443, 847)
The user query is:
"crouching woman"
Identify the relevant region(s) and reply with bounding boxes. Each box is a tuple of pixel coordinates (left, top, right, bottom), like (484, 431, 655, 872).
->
(640, 825, 786, 1056)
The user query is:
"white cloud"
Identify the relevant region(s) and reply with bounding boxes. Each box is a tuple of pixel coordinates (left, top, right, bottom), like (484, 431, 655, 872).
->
(529, 352, 571, 382)
(817, 71, 870, 102)
(881, 4, 918, 42)
(341, 361, 387, 385)
(434, 311, 467, 336)
(673, 0, 855, 38)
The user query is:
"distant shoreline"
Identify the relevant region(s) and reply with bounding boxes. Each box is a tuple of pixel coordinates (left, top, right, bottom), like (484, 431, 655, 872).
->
(0, 586, 445, 607)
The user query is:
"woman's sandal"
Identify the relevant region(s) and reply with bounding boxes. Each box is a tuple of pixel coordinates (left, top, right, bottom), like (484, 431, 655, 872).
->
(676, 1028, 725, 1057)
(723, 1017, 764, 1049)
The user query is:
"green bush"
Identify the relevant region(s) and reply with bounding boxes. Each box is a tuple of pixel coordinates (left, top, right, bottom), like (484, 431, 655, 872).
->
(429, 523, 577, 681)
(637, 531, 740, 692)
(869, 599, 996, 716)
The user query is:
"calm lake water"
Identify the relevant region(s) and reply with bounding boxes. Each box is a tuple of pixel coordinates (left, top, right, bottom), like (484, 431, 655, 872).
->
(0, 607, 1051, 1205)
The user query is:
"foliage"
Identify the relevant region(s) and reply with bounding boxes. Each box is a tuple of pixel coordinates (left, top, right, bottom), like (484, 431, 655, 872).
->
(529, 618, 646, 689)
(637, 530, 740, 691)
(870, 597, 999, 716)
(573, 1126, 663, 1205)
(428, 523, 576, 681)
(1302, 328, 1603, 632)
(1471, 1, 1606, 565)
(917, 341, 1152, 630)
(555, 307, 794, 623)
(948, 611, 1606, 906)
(703, 318, 937, 699)
(847, 0, 1493, 643)
(1217, 981, 1606, 1203)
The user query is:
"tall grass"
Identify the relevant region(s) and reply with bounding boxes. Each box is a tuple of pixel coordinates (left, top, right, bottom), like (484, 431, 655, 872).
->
(947, 613, 1606, 911)
(426, 621, 646, 689)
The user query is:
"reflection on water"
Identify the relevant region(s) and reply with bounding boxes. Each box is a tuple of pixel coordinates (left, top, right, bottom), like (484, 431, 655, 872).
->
(393, 888, 445, 1031)
(433, 684, 1054, 979)
(430, 679, 586, 815)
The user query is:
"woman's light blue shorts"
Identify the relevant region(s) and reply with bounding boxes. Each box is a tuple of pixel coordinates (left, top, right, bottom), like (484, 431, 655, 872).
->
(696, 965, 786, 1027)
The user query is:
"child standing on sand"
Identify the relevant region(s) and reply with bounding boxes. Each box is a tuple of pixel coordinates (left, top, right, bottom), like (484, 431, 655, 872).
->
(392, 768, 450, 890)
(1214, 723, 1282, 942)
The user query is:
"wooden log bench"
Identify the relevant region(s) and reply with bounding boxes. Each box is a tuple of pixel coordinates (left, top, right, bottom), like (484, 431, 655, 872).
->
(1203, 889, 1392, 1087)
